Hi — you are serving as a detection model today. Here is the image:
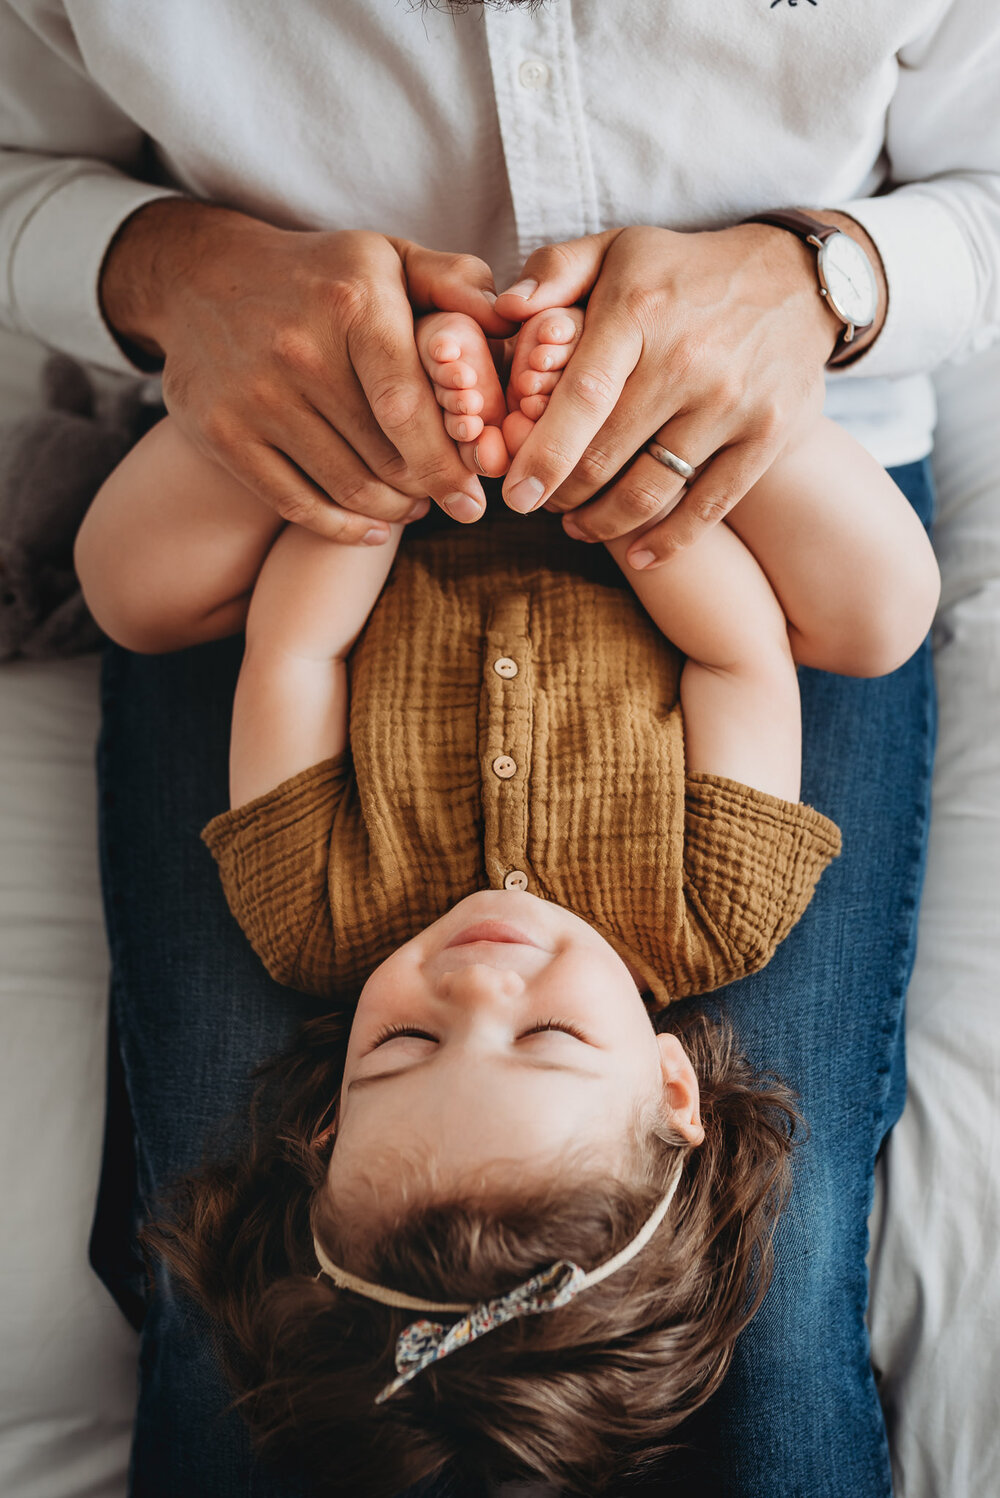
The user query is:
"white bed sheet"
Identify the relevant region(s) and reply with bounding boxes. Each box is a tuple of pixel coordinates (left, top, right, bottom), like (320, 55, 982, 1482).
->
(0, 657, 137, 1498)
(0, 323, 997, 1498)
(868, 343, 1000, 1498)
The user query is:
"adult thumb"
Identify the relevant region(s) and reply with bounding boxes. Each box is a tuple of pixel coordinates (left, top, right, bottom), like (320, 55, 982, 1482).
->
(400, 241, 518, 337)
(494, 230, 621, 320)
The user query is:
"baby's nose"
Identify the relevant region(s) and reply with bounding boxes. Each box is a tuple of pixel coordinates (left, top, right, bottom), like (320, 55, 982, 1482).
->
(438, 961, 527, 1008)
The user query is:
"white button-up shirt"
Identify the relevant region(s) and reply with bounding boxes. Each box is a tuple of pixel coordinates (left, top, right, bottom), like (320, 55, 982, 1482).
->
(1, 0, 998, 467)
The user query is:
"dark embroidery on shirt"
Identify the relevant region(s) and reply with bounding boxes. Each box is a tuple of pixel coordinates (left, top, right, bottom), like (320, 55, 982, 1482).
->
(770, 0, 818, 7)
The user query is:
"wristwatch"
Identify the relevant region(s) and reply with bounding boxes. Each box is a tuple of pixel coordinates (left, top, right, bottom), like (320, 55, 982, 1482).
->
(742, 209, 879, 367)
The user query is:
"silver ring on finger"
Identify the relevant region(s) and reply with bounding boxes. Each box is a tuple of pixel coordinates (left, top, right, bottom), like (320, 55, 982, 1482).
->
(645, 441, 696, 481)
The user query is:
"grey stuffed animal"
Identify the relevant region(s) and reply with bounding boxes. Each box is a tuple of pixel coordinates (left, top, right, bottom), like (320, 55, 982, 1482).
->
(0, 353, 162, 660)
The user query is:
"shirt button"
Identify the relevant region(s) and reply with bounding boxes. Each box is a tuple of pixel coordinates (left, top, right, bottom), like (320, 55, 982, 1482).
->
(518, 58, 550, 90)
(504, 870, 529, 891)
(494, 657, 518, 679)
(492, 755, 517, 780)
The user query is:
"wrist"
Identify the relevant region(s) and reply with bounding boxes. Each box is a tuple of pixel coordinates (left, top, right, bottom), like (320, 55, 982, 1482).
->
(98, 199, 278, 364)
(729, 221, 846, 364)
(736, 209, 887, 366)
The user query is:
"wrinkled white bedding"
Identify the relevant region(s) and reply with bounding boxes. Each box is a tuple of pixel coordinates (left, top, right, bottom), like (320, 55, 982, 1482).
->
(867, 345, 1000, 1498)
(0, 326, 996, 1498)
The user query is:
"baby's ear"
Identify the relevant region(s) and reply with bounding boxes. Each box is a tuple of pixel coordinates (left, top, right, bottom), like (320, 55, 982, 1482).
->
(655, 1032, 705, 1146)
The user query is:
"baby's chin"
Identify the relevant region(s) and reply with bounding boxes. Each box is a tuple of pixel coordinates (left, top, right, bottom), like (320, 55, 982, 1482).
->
(441, 886, 586, 942)
(441, 889, 645, 990)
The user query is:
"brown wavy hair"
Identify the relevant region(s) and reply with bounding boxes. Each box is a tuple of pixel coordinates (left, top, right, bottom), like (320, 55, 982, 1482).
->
(147, 1004, 799, 1497)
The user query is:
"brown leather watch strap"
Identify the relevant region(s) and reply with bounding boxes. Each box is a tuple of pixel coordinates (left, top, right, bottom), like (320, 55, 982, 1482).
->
(744, 208, 840, 245)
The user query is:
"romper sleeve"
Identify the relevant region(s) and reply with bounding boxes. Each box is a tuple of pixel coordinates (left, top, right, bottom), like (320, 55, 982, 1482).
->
(200, 754, 352, 998)
(652, 772, 842, 1004)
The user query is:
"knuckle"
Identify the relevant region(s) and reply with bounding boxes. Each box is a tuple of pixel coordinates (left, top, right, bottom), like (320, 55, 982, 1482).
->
(691, 494, 733, 526)
(322, 276, 370, 327)
(625, 482, 671, 524)
(667, 337, 698, 385)
(712, 375, 744, 414)
(622, 283, 660, 327)
(331, 473, 374, 515)
(412, 456, 456, 495)
(575, 443, 615, 488)
(367, 375, 422, 433)
(375, 450, 425, 499)
(755, 398, 787, 443)
(335, 473, 406, 521)
(448, 251, 490, 282)
(273, 491, 319, 528)
(244, 373, 278, 413)
(271, 324, 325, 381)
(533, 438, 580, 487)
(566, 365, 617, 413)
(199, 405, 239, 452)
(159, 361, 188, 411)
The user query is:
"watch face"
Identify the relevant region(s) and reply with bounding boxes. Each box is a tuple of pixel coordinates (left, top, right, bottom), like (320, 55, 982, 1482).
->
(818, 233, 878, 328)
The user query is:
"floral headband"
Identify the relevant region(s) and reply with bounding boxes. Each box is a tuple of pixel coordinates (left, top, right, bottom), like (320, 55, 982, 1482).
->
(313, 1156, 685, 1403)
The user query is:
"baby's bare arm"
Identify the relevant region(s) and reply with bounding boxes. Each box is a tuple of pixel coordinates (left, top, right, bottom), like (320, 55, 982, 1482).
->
(605, 522, 802, 801)
(230, 521, 401, 808)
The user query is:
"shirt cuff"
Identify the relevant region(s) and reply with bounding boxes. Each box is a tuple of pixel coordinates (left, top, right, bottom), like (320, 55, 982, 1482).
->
(828, 189, 979, 380)
(8, 164, 182, 375)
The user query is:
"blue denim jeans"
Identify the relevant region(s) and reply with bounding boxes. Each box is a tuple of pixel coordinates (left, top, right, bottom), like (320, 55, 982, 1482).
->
(91, 461, 935, 1498)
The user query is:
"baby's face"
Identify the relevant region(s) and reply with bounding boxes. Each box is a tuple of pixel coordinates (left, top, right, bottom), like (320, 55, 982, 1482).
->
(327, 890, 703, 1215)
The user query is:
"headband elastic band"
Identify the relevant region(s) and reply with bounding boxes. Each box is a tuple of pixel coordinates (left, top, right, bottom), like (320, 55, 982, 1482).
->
(313, 1156, 685, 1401)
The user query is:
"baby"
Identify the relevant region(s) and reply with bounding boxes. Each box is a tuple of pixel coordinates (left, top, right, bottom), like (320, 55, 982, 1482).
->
(75, 303, 939, 1496)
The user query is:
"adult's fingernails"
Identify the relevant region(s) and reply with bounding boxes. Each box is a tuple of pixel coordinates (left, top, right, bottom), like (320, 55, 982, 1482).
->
(444, 492, 485, 523)
(405, 499, 430, 521)
(628, 548, 656, 570)
(499, 278, 539, 301)
(362, 526, 389, 546)
(482, 290, 498, 307)
(506, 476, 546, 514)
(562, 517, 586, 540)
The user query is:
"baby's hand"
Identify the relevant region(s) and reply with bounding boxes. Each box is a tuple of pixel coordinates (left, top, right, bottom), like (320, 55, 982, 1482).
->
(502, 307, 585, 460)
(416, 311, 510, 482)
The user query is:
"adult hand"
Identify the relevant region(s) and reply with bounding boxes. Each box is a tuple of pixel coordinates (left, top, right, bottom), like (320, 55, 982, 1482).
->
(493, 218, 884, 568)
(100, 200, 518, 542)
